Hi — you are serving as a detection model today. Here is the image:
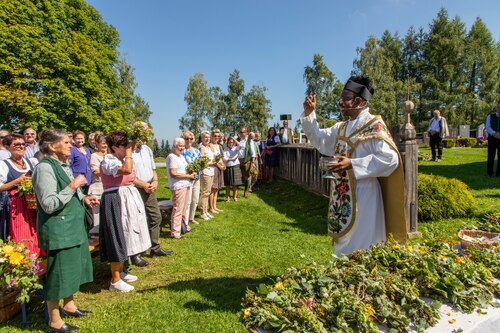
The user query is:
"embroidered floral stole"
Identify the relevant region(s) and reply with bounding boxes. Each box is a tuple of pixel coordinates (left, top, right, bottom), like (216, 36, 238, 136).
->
(327, 115, 400, 240)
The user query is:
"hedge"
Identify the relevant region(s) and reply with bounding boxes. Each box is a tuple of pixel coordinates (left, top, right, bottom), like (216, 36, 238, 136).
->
(418, 174, 476, 221)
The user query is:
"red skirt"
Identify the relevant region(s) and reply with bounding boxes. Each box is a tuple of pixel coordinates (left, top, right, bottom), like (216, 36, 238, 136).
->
(7, 191, 42, 256)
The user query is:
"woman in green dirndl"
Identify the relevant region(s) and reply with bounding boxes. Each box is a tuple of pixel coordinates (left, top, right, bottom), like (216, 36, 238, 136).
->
(33, 129, 100, 333)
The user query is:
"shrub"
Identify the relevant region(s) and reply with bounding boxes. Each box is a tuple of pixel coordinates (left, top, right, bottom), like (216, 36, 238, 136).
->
(418, 174, 476, 221)
(456, 138, 476, 147)
(442, 138, 456, 148)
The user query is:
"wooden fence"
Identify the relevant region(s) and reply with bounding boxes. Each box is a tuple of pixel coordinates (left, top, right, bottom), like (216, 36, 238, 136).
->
(276, 144, 330, 196)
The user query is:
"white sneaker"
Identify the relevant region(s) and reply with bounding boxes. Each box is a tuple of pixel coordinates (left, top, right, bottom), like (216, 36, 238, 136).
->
(120, 272, 138, 283)
(109, 279, 135, 292)
(207, 212, 214, 218)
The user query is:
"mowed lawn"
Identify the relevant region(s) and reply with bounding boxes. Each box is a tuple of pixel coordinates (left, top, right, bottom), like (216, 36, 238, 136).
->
(1, 147, 497, 332)
(2, 172, 332, 332)
(417, 147, 499, 241)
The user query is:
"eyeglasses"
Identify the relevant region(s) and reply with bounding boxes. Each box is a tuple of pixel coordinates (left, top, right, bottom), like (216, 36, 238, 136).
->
(185, 138, 194, 141)
(24, 133, 35, 136)
(239, 131, 247, 134)
(12, 143, 25, 149)
(338, 97, 356, 104)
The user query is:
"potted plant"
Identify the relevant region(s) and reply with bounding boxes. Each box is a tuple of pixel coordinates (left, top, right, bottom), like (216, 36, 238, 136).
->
(16, 178, 36, 210)
(0, 239, 43, 322)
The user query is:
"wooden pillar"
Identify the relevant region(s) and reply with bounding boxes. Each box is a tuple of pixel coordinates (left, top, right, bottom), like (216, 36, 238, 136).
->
(399, 101, 421, 238)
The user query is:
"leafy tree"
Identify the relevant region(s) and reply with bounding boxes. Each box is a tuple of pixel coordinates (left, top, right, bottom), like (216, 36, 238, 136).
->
(151, 138, 160, 158)
(225, 69, 246, 132)
(206, 86, 228, 133)
(164, 140, 171, 155)
(464, 18, 499, 126)
(243, 84, 272, 135)
(179, 73, 211, 138)
(0, 0, 143, 133)
(160, 139, 166, 157)
(421, 9, 468, 126)
(353, 36, 404, 126)
(303, 54, 343, 125)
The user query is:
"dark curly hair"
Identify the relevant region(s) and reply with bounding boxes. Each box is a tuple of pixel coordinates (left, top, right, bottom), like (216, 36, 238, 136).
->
(106, 131, 129, 154)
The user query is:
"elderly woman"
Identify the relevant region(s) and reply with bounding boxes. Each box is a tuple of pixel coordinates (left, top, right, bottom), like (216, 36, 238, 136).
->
(223, 136, 243, 202)
(209, 129, 225, 214)
(181, 131, 201, 225)
(32, 129, 98, 332)
(88, 135, 107, 233)
(166, 138, 196, 238)
(0, 134, 40, 255)
(69, 130, 92, 190)
(99, 131, 151, 292)
(198, 131, 215, 220)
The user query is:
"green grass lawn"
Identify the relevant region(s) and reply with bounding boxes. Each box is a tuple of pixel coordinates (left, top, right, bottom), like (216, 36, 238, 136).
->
(417, 147, 499, 241)
(1, 147, 497, 332)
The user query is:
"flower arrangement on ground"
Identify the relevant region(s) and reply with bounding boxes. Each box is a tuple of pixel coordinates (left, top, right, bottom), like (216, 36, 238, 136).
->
(241, 237, 500, 333)
(0, 239, 43, 303)
(186, 156, 209, 174)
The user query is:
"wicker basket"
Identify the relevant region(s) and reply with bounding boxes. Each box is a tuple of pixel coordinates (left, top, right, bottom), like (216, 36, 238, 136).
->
(0, 290, 22, 323)
(24, 193, 37, 210)
(458, 229, 500, 249)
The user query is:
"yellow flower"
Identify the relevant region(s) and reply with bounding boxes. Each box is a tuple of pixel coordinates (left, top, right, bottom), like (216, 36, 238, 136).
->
(364, 304, 375, 321)
(371, 266, 378, 275)
(9, 251, 24, 266)
(392, 244, 399, 250)
(419, 246, 426, 254)
(455, 257, 465, 264)
(274, 281, 284, 290)
(2, 244, 14, 256)
(243, 308, 251, 319)
(406, 245, 414, 253)
(448, 319, 456, 324)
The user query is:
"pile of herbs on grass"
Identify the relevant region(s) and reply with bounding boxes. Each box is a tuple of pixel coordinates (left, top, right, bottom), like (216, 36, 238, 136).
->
(241, 237, 500, 333)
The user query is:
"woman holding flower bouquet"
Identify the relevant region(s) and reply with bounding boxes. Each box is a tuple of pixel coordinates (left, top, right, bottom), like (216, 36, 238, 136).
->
(33, 129, 99, 332)
(0, 133, 41, 256)
(181, 131, 201, 225)
(223, 136, 243, 201)
(209, 129, 225, 214)
(198, 131, 216, 220)
(166, 138, 196, 238)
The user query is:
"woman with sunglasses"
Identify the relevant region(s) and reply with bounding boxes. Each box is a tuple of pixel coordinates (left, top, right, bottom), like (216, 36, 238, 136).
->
(0, 130, 11, 160)
(0, 133, 41, 255)
(181, 130, 201, 225)
(209, 129, 225, 215)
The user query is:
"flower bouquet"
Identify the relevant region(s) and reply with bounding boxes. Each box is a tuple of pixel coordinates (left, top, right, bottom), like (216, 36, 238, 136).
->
(16, 178, 36, 210)
(0, 239, 43, 306)
(186, 156, 209, 174)
(128, 121, 153, 142)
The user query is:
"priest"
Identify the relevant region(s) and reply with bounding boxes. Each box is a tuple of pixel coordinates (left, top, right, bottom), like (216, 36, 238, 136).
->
(301, 76, 407, 255)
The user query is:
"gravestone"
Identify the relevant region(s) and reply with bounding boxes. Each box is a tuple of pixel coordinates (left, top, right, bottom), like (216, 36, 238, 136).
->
(459, 125, 470, 138)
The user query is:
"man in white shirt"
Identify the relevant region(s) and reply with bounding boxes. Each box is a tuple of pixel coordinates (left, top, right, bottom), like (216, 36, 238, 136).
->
(132, 135, 173, 266)
(237, 127, 257, 198)
(301, 75, 406, 255)
(0, 130, 11, 160)
(23, 128, 39, 159)
(279, 120, 294, 144)
(485, 104, 500, 177)
(427, 110, 449, 161)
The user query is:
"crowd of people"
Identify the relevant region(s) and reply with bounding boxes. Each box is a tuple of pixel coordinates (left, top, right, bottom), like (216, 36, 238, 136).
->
(0, 123, 294, 332)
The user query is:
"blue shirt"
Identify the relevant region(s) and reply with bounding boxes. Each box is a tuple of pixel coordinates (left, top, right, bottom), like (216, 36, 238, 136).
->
(181, 147, 201, 180)
(69, 145, 92, 186)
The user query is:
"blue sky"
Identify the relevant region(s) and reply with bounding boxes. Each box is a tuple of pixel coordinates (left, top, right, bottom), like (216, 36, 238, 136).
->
(86, 0, 499, 142)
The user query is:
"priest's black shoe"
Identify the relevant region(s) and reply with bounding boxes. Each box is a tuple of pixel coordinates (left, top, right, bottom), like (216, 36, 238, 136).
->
(49, 322, 79, 332)
(150, 248, 174, 257)
(131, 255, 149, 267)
(60, 308, 92, 318)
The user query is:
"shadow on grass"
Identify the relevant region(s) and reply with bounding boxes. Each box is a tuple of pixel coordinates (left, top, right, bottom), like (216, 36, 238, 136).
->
(139, 276, 274, 313)
(253, 178, 329, 236)
(419, 161, 500, 191)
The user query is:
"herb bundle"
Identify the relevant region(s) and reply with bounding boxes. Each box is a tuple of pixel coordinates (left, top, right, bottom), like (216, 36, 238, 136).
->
(186, 156, 209, 174)
(241, 238, 500, 332)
